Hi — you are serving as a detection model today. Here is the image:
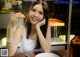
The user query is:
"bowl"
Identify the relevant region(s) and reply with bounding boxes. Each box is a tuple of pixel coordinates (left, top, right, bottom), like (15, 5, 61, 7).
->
(35, 53, 60, 57)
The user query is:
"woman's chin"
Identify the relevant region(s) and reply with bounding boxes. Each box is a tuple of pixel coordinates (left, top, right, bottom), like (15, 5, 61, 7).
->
(31, 22, 37, 25)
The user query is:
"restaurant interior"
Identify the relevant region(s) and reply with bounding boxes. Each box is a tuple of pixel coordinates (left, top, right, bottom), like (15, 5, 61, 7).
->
(0, 0, 80, 57)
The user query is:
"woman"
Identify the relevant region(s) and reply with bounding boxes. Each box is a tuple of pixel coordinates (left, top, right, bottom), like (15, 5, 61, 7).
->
(7, 0, 51, 56)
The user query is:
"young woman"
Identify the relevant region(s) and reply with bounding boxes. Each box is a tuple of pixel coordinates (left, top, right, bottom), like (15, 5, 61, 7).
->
(7, 0, 51, 56)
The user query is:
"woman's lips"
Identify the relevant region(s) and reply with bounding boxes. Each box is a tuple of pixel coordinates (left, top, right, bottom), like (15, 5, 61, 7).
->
(31, 17, 38, 21)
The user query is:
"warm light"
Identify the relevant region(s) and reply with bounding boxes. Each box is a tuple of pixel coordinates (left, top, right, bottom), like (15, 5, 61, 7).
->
(49, 18, 65, 26)
(69, 35, 75, 41)
(59, 35, 66, 42)
(2, 37, 7, 46)
(10, 1, 17, 5)
(59, 35, 75, 43)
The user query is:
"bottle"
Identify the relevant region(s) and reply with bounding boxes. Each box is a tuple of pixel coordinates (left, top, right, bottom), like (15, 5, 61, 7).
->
(70, 35, 80, 57)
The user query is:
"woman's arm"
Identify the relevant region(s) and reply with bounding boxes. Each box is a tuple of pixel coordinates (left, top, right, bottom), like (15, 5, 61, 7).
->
(6, 13, 24, 56)
(7, 24, 23, 56)
(35, 19, 51, 53)
(45, 24, 51, 52)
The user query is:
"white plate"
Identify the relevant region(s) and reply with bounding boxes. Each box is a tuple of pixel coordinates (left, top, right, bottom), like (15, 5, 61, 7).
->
(35, 53, 60, 57)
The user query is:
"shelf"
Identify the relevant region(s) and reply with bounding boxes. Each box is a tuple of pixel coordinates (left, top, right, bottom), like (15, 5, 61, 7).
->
(51, 42, 67, 45)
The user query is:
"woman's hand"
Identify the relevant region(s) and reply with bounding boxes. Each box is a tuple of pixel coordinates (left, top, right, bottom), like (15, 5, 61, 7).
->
(10, 14, 19, 24)
(8, 14, 20, 29)
(36, 18, 46, 27)
(8, 12, 25, 28)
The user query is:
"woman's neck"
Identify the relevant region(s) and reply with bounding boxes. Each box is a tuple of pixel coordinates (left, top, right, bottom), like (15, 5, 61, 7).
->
(31, 25, 36, 33)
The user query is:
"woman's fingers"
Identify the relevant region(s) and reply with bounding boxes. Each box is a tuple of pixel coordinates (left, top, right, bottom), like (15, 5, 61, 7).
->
(10, 14, 19, 23)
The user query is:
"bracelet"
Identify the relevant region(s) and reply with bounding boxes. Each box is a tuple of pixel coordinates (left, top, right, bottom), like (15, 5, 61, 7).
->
(7, 39, 14, 43)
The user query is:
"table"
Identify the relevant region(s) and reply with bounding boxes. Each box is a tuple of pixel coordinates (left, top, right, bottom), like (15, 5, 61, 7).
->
(12, 49, 44, 57)
(13, 50, 68, 57)
(13, 52, 35, 57)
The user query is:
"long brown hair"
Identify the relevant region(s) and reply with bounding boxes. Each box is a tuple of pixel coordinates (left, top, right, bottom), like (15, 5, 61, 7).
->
(25, 0, 50, 48)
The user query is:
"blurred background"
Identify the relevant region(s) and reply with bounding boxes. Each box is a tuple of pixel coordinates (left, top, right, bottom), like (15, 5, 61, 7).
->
(0, 0, 80, 56)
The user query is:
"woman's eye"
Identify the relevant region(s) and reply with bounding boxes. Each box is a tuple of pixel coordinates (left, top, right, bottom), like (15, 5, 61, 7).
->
(32, 9, 36, 12)
(39, 11, 43, 15)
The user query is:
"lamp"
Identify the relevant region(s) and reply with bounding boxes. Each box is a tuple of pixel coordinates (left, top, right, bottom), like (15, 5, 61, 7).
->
(2, 37, 7, 46)
(48, 18, 65, 26)
(49, 18, 65, 42)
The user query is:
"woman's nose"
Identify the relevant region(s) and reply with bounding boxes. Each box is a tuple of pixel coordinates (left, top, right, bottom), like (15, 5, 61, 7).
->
(34, 12, 38, 17)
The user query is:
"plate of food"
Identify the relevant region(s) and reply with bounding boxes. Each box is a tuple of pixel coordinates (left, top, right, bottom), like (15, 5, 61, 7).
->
(35, 53, 60, 57)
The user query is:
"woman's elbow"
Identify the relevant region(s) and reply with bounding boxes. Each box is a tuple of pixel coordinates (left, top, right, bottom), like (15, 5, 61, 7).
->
(45, 45, 51, 53)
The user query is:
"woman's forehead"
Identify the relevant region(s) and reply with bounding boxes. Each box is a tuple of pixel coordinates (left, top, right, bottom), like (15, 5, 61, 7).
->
(33, 4, 43, 11)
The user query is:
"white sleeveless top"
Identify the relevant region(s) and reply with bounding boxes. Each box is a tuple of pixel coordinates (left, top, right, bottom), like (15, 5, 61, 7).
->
(19, 24, 36, 52)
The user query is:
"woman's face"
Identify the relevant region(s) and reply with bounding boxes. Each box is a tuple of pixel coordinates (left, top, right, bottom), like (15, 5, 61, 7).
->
(29, 4, 44, 25)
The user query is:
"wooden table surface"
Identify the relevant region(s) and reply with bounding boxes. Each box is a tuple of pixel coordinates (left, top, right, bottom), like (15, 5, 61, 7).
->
(13, 52, 36, 57)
